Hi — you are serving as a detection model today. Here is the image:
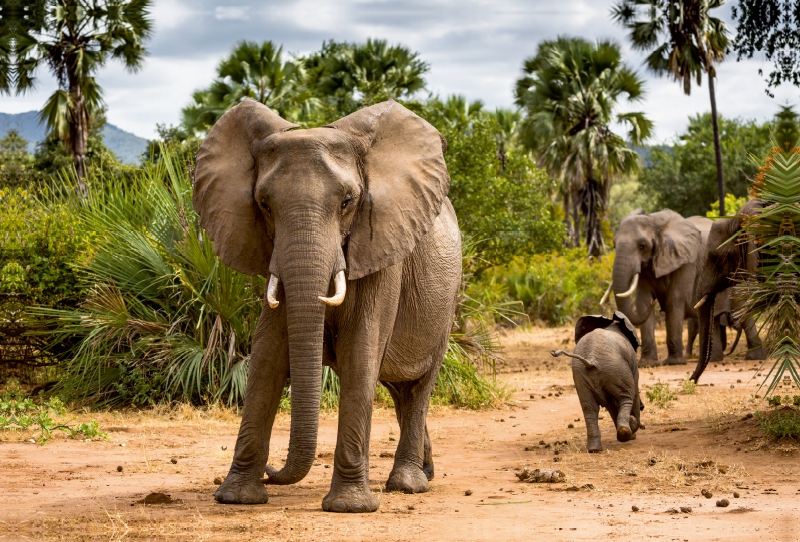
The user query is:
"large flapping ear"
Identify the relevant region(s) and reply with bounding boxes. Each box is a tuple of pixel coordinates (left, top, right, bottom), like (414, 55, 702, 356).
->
(651, 210, 702, 278)
(193, 99, 298, 276)
(612, 311, 641, 352)
(574, 314, 614, 344)
(329, 100, 450, 280)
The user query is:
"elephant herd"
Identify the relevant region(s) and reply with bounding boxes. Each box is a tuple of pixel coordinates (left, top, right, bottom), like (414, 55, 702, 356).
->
(191, 99, 763, 513)
(606, 207, 766, 381)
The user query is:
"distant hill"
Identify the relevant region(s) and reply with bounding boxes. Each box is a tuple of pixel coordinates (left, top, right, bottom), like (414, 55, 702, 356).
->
(0, 111, 148, 164)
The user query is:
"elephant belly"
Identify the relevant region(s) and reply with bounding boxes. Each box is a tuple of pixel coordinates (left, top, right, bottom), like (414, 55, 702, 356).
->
(379, 200, 461, 382)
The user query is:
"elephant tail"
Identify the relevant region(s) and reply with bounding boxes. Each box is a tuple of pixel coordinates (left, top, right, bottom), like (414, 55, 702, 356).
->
(551, 349, 595, 369)
(726, 328, 742, 356)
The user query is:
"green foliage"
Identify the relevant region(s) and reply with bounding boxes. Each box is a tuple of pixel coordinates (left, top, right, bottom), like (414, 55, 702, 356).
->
(514, 36, 652, 256)
(733, 142, 800, 396)
(681, 378, 697, 395)
(646, 381, 676, 408)
(756, 407, 800, 440)
(0, 386, 107, 443)
(0, 130, 41, 187)
(424, 102, 565, 268)
(706, 193, 749, 218)
(496, 249, 614, 326)
(774, 105, 800, 147)
(638, 113, 772, 216)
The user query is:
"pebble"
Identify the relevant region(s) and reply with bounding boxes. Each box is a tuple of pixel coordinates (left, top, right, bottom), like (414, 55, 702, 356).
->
(119, 443, 126, 447)
(680, 506, 692, 513)
(631, 505, 639, 512)
(214, 477, 224, 485)
(733, 492, 740, 498)
(702, 489, 713, 498)
(568, 424, 574, 429)
(170, 458, 178, 464)
(465, 490, 473, 496)
(408, 505, 415, 510)
(117, 466, 123, 472)
(716, 499, 730, 507)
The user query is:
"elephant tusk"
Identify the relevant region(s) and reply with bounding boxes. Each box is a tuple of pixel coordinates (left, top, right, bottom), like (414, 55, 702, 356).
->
(616, 274, 639, 298)
(267, 274, 280, 308)
(694, 295, 707, 310)
(599, 281, 613, 305)
(319, 270, 346, 306)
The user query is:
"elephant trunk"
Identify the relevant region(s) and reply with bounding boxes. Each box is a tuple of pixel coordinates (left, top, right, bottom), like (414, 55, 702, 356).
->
(612, 264, 650, 326)
(690, 294, 715, 383)
(265, 220, 341, 485)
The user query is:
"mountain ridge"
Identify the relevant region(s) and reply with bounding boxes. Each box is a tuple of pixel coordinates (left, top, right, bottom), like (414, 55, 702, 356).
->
(0, 111, 148, 164)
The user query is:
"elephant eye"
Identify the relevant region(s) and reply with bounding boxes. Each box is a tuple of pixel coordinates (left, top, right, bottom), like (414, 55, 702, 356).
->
(639, 243, 646, 250)
(341, 194, 352, 210)
(260, 199, 271, 215)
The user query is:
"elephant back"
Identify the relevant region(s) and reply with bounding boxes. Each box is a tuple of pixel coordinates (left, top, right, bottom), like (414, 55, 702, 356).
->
(575, 312, 640, 352)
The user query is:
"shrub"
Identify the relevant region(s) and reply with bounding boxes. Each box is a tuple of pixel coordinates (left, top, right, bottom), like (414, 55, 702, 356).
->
(756, 407, 800, 439)
(646, 381, 676, 408)
(496, 249, 614, 326)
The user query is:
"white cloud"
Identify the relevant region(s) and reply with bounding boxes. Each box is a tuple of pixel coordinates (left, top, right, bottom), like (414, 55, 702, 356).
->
(214, 5, 251, 21)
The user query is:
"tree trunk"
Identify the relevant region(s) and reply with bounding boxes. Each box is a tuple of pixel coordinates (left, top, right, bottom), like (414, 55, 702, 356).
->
(582, 157, 604, 258)
(571, 188, 581, 248)
(68, 73, 89, 196)
(708, 71, 725, 216)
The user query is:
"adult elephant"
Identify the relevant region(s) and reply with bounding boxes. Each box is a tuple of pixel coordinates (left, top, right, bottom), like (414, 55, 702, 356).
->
(610, 209, 706, 366)
(690, 201, 766, 382)
(193, 99, 462, 512)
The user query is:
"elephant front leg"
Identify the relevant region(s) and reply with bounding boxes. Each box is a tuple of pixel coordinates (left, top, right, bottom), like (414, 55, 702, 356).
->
(216, 307, 289, 505)
(709, 320, 725, 362)
(663, 302, 687, 365)
(687, 318, 698, 357)
(612, 400, 634, 442)
(383, 372, 438, 494)
(322, 357, 380, 513)
(742, 317, 767, 360)
(639, 310, 659, 366)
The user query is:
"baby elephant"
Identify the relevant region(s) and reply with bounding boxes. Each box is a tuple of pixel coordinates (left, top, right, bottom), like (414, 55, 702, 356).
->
(551, 312, 643, 452)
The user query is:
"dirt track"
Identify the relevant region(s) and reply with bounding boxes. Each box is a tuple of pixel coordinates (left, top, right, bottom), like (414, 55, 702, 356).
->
(2, 326, 799, 541)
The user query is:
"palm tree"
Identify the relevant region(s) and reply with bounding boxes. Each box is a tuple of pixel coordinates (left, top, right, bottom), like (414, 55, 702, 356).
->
(182, 41, 317, 134)
(515, 37, 653, 256)
(316, 38, 429, 112)
(612, 0, 729, 214)
(5, 0, 153, 187)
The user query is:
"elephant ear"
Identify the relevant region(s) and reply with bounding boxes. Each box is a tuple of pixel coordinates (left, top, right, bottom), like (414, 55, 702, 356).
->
(574, 314, 614, 344)
(651, 210, 703, 278)
(612, 311, 640, 352)
(329, 100, 449, 280)
(193, 99, 298, 276)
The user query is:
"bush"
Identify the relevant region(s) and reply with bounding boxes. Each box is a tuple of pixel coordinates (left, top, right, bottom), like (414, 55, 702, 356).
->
(756, 407, 800, 440)
(646, 381, 676, 408)
(491, 249, 614, 326)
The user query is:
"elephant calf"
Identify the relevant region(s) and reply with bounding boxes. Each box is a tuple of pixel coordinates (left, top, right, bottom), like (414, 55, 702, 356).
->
(551, 312, 643, 452)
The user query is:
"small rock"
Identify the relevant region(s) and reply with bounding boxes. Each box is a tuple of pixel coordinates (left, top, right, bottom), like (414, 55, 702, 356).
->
(553, 457, 562, 462)
(170, 457, 178, 464)
(716, 499, 730, 508)
(388, 437, 396, 441)
(539, 440, 546, 445)
(379, 452, 394, 458)
(324, 464, 331, 468)
(666, 507, 679, 514)
(718, 466, 727, 474)
(516, 468, 565, 483)
(28, 439, 35, 444)
(680, 506, 692, 513)
(465, 489, 473, 496)
(137, 492, 176, 505)
(733, 492, 740, 498)
(702, 489, 713, 498)
(568, 424, 574, 429)
(499, 419, 505, 422)
(116, 465, 123, 472)
(119, 443, 126, 447)
(632, 505, 639, 512)
(214, 477, 224, 485)
(408, 505, 415, 510)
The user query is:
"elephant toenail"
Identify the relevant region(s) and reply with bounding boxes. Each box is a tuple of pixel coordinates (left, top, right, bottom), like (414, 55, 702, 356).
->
(219, 492, 236, 503)
(332, 501, 347, 513)
(352, 503, 365, 513)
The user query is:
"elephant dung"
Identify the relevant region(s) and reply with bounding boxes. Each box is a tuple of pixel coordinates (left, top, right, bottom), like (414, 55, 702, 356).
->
(516, 468, 565, 483)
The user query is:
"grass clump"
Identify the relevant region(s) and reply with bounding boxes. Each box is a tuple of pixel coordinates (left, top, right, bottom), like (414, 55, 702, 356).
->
(646, 381, 676, 408)
(681, 379, 697, 395)
(756, 407, 800, 439)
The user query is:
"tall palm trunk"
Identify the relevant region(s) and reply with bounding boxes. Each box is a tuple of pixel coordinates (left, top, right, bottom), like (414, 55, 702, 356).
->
(67, 65, 89, 196)
(583, 154, 604, 257)
(708, 71, 725, 216)
(266, 219, 336, 485)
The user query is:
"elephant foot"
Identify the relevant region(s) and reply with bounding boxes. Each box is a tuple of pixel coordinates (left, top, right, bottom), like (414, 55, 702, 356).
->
(386, 464, 430, 494)
(709, 352, 724, 362)
(586, 436, 603, 453)
(616, 426, 632, 442)
(639, 357, 661, 368)
(322, 483, 380, 513)
(214, 471, 268, 505)
(745, 347, 767, 360)
(664, 356, 687, 366)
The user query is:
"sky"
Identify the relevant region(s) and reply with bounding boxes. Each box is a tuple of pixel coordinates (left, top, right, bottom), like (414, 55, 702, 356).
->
(2, 0, 798, 143)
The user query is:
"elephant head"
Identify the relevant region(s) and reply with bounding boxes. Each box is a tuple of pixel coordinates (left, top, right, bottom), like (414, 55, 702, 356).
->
(192, 99, 449, 484)
(612, 209, 702, 325)
(690, 200, 762, 382)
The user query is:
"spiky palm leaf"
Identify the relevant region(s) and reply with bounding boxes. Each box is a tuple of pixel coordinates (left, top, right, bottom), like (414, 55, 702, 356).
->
(733, 142, 800, 396)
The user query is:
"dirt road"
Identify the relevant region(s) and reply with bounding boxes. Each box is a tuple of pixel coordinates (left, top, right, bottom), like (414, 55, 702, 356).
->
(2, 326, 799, 541)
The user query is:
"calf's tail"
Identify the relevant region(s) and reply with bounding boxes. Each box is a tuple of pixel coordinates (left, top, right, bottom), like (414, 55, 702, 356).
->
(551, 349, 595, 369)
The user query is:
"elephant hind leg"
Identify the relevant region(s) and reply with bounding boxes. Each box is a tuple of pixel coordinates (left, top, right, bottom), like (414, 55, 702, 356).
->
(580, 400, 602, 453)
(382, 369, 438, 494)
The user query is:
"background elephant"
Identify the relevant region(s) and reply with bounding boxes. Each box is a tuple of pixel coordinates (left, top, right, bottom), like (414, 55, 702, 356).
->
(686, 287, 762, 362)
(193, 99, 462, 512)
(610, 209, 705, 366)
(551, 312, 642, 452)
(690, 200, 766, 382)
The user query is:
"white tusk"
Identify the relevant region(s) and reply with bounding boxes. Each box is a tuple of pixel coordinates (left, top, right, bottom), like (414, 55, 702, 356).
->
(599, 281, 613, 305)
(694, 295, 707, 310)
(616, 274, 639, 298)
(267, 274, 280, 308)
(319, 270, 346, 306)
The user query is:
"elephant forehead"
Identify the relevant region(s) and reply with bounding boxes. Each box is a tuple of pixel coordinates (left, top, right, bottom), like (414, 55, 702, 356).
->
(257, 128, 358, 167)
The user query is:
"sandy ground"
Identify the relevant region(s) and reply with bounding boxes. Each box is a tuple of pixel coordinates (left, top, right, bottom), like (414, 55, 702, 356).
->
(2, 325, 799, 541)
